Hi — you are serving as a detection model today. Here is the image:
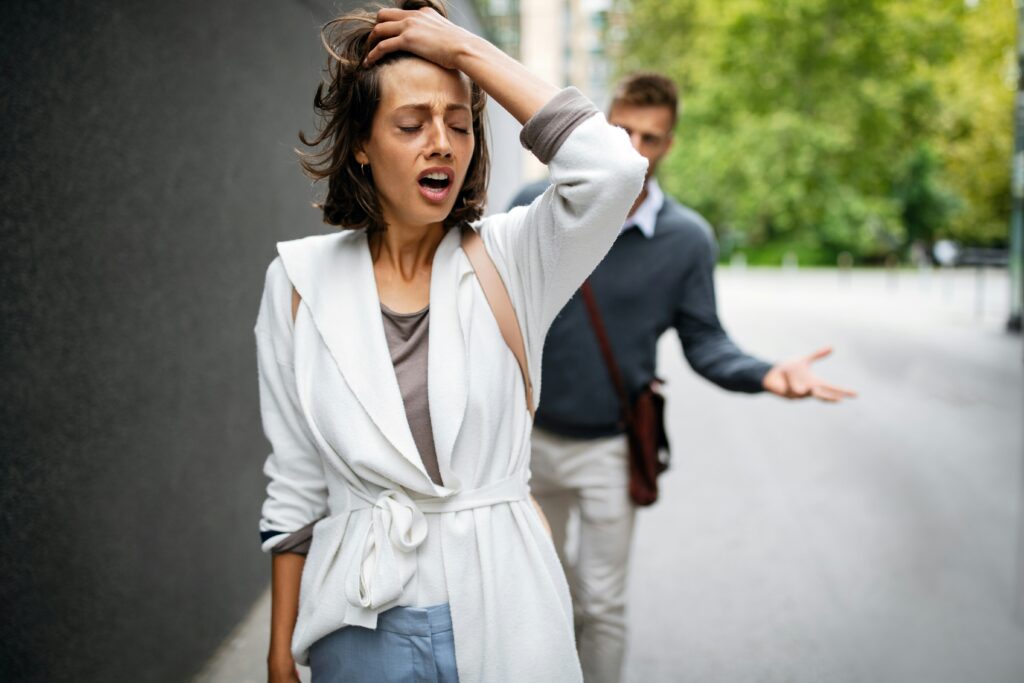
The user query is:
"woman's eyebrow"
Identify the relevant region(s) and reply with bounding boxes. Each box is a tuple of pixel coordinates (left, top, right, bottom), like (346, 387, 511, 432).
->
(393, 103, 471, 114)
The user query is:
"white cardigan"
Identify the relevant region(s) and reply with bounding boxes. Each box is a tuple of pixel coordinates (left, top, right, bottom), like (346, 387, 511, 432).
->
(255, 108, 646, 680)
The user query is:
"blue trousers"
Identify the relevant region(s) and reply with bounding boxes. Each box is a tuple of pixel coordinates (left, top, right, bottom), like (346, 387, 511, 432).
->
(309, 603, 459, 683)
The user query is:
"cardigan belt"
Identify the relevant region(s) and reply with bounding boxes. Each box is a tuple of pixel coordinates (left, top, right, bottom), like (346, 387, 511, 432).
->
(342, 474, 529, 626)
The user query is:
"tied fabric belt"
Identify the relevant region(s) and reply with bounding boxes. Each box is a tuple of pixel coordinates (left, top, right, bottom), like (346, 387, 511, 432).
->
(342, 475, 528, 628)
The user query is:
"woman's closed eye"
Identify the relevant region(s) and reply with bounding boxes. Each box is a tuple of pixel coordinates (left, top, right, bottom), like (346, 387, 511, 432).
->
(396, 123, 469, 135)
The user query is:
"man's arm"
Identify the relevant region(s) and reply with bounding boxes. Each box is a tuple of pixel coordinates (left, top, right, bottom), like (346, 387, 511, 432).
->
(672, 229, 772, 392)
(674, 226, 856, 402)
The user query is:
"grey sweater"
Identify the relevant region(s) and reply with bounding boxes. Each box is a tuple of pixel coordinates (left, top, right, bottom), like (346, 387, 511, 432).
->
(510, 181, 772, 438)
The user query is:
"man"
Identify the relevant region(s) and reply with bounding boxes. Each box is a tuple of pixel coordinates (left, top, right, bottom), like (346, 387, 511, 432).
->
(509, 73, 855, 683)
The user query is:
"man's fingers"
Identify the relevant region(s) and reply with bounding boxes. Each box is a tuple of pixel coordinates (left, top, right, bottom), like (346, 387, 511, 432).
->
(811, 383, 857, 402)
(787, 376, 809, 396)
(810, 386, 841, 403)
(825, 383, 858, 399)
(806, 346, 833, 363)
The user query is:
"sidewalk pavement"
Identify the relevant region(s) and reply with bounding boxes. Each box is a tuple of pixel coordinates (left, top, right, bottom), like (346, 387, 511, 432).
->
(193, 589, 309, 683)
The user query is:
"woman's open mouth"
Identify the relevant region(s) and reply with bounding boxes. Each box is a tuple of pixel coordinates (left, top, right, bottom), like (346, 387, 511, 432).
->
(417, 167, 454, 203)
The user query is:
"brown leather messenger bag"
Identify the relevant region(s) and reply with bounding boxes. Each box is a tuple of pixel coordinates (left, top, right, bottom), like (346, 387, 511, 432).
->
(580, 280, 670, 506)
(462, 225, 669, 506)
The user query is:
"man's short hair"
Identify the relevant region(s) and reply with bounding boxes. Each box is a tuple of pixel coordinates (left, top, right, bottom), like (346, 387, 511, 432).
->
(610, 72, 679, 127)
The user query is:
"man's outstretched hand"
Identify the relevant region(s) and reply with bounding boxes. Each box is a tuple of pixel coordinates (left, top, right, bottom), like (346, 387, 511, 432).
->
(761, 346, 857, 403)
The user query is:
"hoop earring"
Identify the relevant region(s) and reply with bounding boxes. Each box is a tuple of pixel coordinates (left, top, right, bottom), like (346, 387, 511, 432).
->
(360, 163, 369, 175)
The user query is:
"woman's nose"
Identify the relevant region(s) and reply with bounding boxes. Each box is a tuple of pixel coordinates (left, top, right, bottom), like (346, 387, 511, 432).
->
(426, 121, 453, 158)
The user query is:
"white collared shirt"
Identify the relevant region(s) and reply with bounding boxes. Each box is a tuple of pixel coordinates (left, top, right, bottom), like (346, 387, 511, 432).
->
(620, 177, 663, 239)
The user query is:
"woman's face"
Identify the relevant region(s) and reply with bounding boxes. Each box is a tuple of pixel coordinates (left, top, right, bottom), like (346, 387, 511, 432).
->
(356, 58, 475, 231)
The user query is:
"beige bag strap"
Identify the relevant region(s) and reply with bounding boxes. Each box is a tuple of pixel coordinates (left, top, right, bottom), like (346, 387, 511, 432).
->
(461, 227, 535, 418)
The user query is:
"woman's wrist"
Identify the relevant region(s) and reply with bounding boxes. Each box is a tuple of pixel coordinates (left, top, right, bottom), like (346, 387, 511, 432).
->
(452, 30, 495, 81)
(454, 36, 557, 124)
(268, 628, 295, 664)
(450, 31, 485, 76)
(268, 643, 293, 661)
(267, 654, 299, 683)
(268, 646, 295, 668)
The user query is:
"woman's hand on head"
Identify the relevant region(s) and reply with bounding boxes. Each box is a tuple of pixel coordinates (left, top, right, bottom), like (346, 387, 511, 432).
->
(365, 7, 474, 70)
(365, 3, 556, 124)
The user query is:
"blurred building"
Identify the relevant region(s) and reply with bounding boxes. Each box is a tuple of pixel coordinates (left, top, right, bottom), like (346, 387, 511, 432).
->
(476, 0, 629, 182)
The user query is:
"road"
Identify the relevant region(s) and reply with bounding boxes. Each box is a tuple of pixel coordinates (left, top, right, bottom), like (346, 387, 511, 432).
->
(625, 266, 1024, 682)
(197, 267, 1024, 683)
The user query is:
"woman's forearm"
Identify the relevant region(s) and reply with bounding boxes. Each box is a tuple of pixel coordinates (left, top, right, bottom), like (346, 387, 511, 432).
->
(453, 35, 558, 125)
(269, 553, 305, 666)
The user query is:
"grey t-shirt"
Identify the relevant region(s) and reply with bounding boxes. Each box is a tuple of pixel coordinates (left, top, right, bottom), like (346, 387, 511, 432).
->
(380, 303, 442, 486)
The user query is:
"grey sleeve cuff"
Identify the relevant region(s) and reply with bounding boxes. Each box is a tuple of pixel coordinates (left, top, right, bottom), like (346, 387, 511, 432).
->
(519, 87, 600, 164)
(269, 519, 318, 556)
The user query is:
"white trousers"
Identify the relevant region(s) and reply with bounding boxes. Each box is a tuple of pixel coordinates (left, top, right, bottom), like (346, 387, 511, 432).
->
(530, 427, 635, 683)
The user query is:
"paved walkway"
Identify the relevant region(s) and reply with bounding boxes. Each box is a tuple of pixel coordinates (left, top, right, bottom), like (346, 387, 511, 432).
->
(626, 267, 1024, 682)
(194, 590, 309, 683)
(198, 267, 1024, 682)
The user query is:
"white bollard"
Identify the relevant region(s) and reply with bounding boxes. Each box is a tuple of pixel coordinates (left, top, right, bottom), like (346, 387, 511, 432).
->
(837, 251, 853, 288)
(782, 251, 798, 273)
(730, 252, 747, 272)
(885, 254, 900, 293)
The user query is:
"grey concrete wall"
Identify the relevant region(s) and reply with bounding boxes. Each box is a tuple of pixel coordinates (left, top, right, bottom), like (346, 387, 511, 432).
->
(0, 1, 518, 681)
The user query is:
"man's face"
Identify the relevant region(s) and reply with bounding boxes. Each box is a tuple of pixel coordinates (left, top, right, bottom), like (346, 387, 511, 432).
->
(608, 103, 674, 183)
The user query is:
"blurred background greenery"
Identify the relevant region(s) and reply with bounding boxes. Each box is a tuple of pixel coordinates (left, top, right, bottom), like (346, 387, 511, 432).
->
(615, 0, 1014, 265)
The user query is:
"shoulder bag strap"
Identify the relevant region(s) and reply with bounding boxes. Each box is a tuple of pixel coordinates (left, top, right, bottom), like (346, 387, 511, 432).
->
(580, 280, 634, 427)
(460, 227, 535, 418)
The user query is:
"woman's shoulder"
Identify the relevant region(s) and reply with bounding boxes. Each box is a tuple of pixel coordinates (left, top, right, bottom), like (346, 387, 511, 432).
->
(274, 229, 364, 283)
(258, 230, 365, 337)
(276, 230, 361, 262)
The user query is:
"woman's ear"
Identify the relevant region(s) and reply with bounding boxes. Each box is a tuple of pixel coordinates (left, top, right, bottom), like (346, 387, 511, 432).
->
(354, 148, 369, 166)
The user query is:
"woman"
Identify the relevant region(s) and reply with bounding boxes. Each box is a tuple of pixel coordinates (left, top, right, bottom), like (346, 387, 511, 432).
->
(255, 2, 646, 681)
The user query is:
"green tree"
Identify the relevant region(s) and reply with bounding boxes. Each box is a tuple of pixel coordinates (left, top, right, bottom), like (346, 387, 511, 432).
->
(930, 0, 1015, 246)
(616, 0, 1013, 263)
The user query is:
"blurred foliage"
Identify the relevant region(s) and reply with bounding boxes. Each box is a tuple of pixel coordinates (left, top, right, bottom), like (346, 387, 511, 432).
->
(615, 0, 1015, 264)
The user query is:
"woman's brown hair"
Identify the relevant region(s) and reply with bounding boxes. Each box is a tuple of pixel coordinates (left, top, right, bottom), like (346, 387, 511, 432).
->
(298, 0, 490, 233)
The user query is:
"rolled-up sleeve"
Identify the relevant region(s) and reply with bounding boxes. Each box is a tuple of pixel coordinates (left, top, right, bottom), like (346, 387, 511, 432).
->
(255, 258, 328, 552)
(518, 87, 603, 164)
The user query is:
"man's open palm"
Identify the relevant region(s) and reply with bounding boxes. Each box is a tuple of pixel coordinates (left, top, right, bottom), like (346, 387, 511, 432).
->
(761, 347, 857, 403)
